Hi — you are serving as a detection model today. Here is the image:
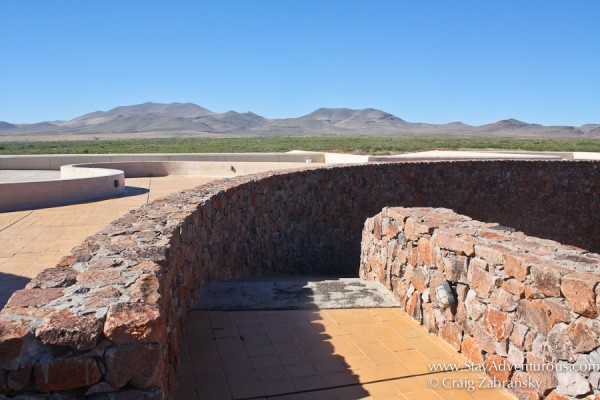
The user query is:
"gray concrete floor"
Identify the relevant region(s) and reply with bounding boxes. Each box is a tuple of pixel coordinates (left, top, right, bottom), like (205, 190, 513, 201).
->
(0, 170, 61, 183)
(194, 276, 400, 310)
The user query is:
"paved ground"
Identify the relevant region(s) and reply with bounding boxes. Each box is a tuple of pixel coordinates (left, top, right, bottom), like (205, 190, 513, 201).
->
(175, 278, 513, 400)
(0, 175, 215, 307)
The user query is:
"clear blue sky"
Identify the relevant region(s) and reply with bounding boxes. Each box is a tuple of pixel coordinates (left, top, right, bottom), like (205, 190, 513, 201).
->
(1, 0, 599, 126)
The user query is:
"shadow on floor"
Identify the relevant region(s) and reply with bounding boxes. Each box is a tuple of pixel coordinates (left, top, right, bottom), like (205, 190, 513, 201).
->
(0, 272, 30, 309)
(175, 276, 385, 399)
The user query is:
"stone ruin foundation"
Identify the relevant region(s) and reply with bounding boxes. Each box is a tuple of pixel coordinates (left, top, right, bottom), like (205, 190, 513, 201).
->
(0, 160, 599, 399)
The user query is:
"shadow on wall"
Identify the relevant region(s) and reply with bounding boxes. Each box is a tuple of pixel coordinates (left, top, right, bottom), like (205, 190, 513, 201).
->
(0, 273, 30, 309)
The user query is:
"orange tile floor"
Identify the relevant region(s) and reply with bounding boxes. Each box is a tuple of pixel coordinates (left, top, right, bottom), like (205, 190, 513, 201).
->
(175, 308, 515, 400)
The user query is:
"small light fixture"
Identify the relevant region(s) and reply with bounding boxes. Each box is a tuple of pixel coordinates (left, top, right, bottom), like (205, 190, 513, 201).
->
(435, 281, 456, 309)
(114, 180, 120, 188)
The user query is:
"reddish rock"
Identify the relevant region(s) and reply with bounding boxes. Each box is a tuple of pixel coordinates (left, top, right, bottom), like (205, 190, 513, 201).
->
(568, 319, 600, 354)
(502, 278, 525, 297)
(474, 244, 505, 266)
(470, 321, 496, 354)
(422, 303, 437, 333)
(561, 272, 599, 318)
(509, 323, 529, 349)
(546, 320, 600, 362)
(77, 268, 125, 288)
(527, 354, 558, 395)
(545, 390, 570, 400)
(104, 344, 164, 389)
(104, 303, 166, 345)
(461, 335, 484, 364)
(0, 319, 32, 365)
(410, 266, 428, 293)
(442, 254, 468, 283)
(34, 356, 101, 392)
(510, 371, 541, 400)
(504, 252, 537, 281)
(484, 355, 513, 383)
(127, 274, 160, 304)
(25, 267, 77, 289)
(35, 314, 102, 351)
(439, 322, 462, 351)
(483, 309, 514, 341)
(404, 217, 432, 241)
(407, 246, 419, 267)
(381, 217, 400, 237)
(530, 264, 569, 297)
(85, 286, 122, 308)
(373, 214, 383, 239)
(406, 292, 422, 322)
(56, 255, 77, 268)
(468, 263, 495, 297)
(431, 230, 476, 256)
(417, 237, 433, 266)
(5, 288, 64, 308)
(517, 299, 565, 335)
(131, 261, 162, 274)
(490, 287, 517, 312)
(0, 306, 54, 319)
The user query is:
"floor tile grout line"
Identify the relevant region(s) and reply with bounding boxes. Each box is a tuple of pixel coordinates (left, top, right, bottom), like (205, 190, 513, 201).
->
(0, 210, 34, 233)
(234, 368, 472, 400)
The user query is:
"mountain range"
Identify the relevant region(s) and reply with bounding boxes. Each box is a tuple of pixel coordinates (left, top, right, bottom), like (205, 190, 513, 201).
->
(1, 102, 599, 138)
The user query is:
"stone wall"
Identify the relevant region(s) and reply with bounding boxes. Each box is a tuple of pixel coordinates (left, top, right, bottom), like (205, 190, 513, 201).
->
(360, 207, 600, 399)
(1, 160, 599, 399)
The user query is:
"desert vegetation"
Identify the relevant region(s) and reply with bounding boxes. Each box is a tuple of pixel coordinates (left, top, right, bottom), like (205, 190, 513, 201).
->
(1, 136, 600, 155)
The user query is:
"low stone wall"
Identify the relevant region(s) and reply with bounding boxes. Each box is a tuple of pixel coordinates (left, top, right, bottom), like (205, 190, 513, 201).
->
(360, 207, 600, 399)
(1, 160, 600, 398)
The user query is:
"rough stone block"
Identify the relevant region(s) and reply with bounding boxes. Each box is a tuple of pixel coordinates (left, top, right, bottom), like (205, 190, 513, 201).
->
(483, 308, 514, 341)
(484, 355, 512, 383)
(104, 303, 165, 345)
(461, 335, 483, 364)
(105, 344, 164, 389)
(34, 356, 101, 392)
(35, 315, 102, 351)
(442, 254, 468, 284)
(5, 288, 64, 308)
(439, 322, 462, 351)
(561, 272, 600, 318)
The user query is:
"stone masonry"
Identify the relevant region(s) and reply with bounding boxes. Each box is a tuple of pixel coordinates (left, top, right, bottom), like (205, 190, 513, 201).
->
(0, 160, 599, 398)
(361, 207, 600, 399)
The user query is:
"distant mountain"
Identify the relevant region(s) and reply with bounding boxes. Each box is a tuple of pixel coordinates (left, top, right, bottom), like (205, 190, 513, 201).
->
(0, 122, 17, 131)
(1, 102, 598, 138)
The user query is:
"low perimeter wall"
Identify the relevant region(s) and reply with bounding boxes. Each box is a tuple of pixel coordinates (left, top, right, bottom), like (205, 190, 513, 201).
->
(1, 160, 600, 399)
(361, 207, 600, 399)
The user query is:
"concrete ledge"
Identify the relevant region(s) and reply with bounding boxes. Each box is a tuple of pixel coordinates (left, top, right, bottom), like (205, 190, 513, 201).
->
(360, 207, 600, 399)
(0, 166, 124, 212)
(0, 152, 327, 171)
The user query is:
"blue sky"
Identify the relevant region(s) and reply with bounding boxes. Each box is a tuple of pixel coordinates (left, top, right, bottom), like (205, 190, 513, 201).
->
(1, 1, 598, 126)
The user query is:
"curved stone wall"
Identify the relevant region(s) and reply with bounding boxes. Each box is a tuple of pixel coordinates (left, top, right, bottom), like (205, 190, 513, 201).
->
(360, 207, 600, 399)
(0, 160, 599, 398)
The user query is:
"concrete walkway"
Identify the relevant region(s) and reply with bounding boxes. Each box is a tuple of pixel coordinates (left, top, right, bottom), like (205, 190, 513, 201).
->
(176, 278, 515, 400)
